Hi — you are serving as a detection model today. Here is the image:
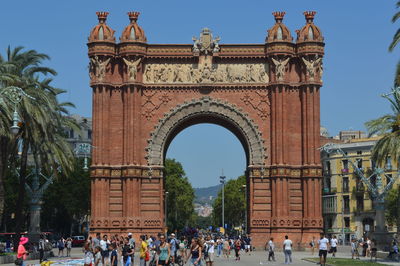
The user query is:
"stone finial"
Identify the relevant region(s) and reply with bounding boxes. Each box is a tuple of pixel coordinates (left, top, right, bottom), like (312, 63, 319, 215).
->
(272, 11, 286, 23)
(303, 11, 316, 23)
(128, 11, 140, 23)
(96, 11, 109, 24)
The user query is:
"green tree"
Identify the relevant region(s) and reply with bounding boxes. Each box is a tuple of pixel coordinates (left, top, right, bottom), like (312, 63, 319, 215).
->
(389, 1, 400, 86)
(212, 175, 246, 229)
(365, 88, 400, 165)
(164, 158, 195, 233)
(385, 186, 400, 234)
(0, 46, 78, 244)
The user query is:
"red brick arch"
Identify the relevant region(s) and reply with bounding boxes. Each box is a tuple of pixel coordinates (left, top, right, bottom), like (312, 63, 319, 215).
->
(88, 11, 324, 247)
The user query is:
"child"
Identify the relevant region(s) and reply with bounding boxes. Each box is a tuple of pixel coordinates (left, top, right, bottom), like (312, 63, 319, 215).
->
(110, 243, 118, 266)
(94, 246, 103, 266)
(83, 243, 94, 266)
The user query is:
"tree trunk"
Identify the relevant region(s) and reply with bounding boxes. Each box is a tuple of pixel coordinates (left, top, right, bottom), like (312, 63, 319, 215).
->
(13, 140, 29, 248)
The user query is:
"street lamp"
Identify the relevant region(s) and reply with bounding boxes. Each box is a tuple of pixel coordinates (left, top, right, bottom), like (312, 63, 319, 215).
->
(74, 143, 92, 171)
(0, 86, 35, 135)
(242, 184, 247, 234)
(165, 191, 169, 234)
(219, 170, 226, 230)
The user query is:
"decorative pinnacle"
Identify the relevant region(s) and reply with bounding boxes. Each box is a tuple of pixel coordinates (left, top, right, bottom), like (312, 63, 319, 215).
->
(272, 11, 286, 23)
(303, 11, 316, 23)
(128, 11, 140, 23)
(96, 11, 109, 24)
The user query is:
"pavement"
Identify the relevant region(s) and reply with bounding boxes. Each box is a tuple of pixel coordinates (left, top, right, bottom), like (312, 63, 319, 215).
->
(4, 247, 400, 266)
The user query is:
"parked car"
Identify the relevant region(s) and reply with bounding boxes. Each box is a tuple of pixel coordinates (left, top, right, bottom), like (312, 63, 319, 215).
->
(72, 236, 85, 247)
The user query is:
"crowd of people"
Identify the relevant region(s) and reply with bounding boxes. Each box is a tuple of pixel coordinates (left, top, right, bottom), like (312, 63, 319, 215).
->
(82, 232, 254, 266)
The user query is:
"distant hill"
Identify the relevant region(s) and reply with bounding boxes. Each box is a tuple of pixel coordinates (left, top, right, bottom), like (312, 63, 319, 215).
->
(194, 184, 221, 204)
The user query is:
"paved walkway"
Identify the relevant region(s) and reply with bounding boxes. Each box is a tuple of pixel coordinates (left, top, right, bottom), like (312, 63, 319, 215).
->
(4, 248, 400, 265)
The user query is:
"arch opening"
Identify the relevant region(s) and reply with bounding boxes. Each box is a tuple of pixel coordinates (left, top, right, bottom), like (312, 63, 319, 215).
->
(146, 97, 266, 168)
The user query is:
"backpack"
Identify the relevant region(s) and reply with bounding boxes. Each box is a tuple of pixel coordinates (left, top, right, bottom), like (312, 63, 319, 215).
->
(175, 240, 180, 250)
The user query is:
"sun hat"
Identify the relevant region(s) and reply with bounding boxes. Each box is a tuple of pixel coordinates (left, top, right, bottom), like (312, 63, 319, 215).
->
(19, 237, 29, 245)
(128, 233, 132, 236)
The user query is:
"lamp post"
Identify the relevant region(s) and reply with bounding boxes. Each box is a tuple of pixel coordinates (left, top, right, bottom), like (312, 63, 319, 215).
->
(219, 170, 226, 230)
(165, 191, 169, 235)
(0, 86, 36, 134)
(321, 143, 398, 248)
(242, 184, 247, 234)
(74, 143, 92, 171)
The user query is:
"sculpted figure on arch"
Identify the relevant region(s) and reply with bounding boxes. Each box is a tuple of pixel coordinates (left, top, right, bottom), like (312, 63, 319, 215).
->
(90, 56, 111, 81)
(123, 58, 142, 81)
(302, 56, 322, 82)
(271, 57, 290, 81)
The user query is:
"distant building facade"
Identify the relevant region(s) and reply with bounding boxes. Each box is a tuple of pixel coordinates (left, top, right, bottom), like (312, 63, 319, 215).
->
(321, 137, 399, 244)
(66, 114, 92, 157)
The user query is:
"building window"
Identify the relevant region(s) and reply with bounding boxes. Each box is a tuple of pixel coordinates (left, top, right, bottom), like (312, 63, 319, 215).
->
(327, 218, 333, 229)
(343, 196, 350, 213)
(371, 174, 376, 187)
(356, 195, 364, 211)
(343, 177, 349, 193)
(357, 158, 363, 169)
(344, 217, 350, 228)
(69, 129, 74, 139)
(88, 130, 92, 140)
(342, 160, 349, 174)
(325, 161, 331, 175)
(357, 151, 362, 155)
(371, 160, 376, 169)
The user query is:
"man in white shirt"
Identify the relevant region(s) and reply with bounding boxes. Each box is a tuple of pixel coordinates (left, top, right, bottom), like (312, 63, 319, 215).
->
(330, 235, 338, 257)
(266, 237, 275, 262)
(205, 235, 215, 266)
(282, 235, 292, 264)
(318, 233, 330, 266)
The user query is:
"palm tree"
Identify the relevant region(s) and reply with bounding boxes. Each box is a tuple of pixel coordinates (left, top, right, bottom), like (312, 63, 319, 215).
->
(390, 1, 400, 86)
(365, 88, 400, 165)
(0, 46, 78, 243)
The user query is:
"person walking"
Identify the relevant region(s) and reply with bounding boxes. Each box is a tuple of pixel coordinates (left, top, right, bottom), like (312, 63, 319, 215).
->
(310, 236, 316, 255)
(330, 235, 338, 257)
(128, 233, 136, 265)
(282, 235, 292, 264)
(83, 243, 94, 266)
(370, 239, 377, 262)
(222, 238, 230, 259)
(57, 237, 65, 257)
(351, 238, 360, 260)
(16, 237, 29, 266)
(66, 237, 72, 257)
(266, 237, 275, 262)
(38, 234, 45, 263)
(187, 238, 202, 266)
(139, 235, 149, 266)
(234, 238, 241, 261)
(94, 246, 103, 266)
(204, 235, 215, 266)
(110, 243, 118, 266)
(157, 234, 170, 266)
(318, 233, 329, 266)
(122, 237, 134, 266)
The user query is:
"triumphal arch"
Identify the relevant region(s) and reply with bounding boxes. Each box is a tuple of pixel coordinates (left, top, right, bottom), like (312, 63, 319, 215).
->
(88, 10, 324, 246)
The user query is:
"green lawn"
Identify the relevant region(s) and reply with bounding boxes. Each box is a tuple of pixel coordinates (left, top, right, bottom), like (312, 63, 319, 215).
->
(305, 257, 385, 266)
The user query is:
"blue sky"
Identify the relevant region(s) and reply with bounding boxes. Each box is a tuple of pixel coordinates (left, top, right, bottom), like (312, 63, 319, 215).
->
(1, 0, 399, 187)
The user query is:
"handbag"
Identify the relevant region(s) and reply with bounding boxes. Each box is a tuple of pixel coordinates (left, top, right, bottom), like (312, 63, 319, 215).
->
(14, 258, 23, 265)
(145, 250, 150, 261)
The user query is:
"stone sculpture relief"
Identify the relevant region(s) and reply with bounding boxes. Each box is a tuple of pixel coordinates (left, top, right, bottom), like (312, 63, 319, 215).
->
(123, 58, 141, 81)
(192, 27, 220, 55)
(271, 57, 290, 81)
(144, 63, 269, 84)
(90, 56, 110, 81)
(302, 56, 322, 82)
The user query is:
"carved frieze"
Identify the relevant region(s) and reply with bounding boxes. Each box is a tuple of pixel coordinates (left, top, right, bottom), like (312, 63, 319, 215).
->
(143, 63, 269, 84)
